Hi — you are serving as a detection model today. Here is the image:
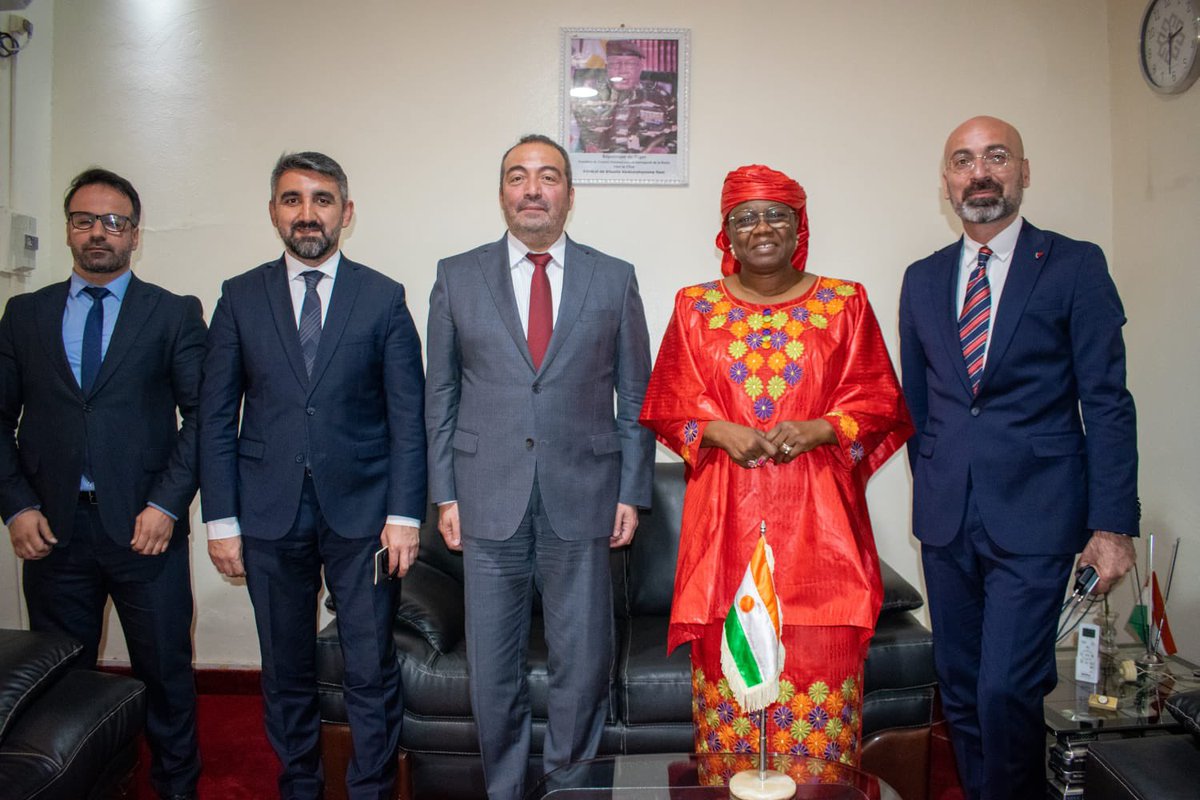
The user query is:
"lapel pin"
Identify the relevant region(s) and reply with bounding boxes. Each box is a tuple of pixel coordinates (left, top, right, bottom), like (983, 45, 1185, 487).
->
(1035, 251, 1044, 259)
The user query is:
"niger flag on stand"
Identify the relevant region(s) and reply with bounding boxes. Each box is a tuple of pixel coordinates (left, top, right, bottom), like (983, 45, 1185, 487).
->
(721, 532, 786, 713)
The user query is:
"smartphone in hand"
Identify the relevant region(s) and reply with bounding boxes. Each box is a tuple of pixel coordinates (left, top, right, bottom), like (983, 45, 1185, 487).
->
(374, 546, 397, 585)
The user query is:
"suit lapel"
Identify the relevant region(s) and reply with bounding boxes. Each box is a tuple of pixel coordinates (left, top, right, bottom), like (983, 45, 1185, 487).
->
(263, 257, 310, 387)
(35, 280, 81, 398)
(538, 236, 594, 374)
(478, 235, 534, 371)
(88, 274, 158, 398)
(930, 239, 975, 396)
(980, 223, 1048, 392)
(307, 256, 362, 390)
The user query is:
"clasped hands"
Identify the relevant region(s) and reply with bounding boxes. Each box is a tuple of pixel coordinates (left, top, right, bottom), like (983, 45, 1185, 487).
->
(703, 418, 837, 468)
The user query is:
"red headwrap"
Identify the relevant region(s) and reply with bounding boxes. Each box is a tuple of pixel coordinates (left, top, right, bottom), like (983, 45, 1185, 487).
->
(715, 164, 810, 277)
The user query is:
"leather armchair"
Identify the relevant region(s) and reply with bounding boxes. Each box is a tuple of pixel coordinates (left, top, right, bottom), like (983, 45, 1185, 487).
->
(317, 462, 936, 800)
(1085, 688, 1200, 800)
(0, 628, 146, 800)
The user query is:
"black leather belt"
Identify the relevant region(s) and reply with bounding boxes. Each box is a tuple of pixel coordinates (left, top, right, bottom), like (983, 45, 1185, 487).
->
(79, 490, 99, 505)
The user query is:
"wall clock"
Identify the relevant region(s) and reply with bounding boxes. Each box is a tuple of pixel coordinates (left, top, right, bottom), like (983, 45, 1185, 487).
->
(1140, 0, 1200, 94)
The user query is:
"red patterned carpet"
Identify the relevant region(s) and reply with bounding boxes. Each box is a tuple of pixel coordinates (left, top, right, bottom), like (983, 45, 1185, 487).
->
(132, 693, 278, 800)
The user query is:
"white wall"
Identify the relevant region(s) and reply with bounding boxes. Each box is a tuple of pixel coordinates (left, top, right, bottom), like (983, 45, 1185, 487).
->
(1107, 0, 1200, 663)
(0, 0, 55, 629)
(2, 0, 1146, 666)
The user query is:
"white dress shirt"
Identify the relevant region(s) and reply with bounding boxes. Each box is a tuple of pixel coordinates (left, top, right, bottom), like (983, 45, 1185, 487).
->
(956, 216, 1023, 368)
(507, 231, 567, 333)
(206, 250, 418, 540)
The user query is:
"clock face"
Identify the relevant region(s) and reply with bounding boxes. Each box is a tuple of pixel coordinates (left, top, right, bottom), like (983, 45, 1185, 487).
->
(1141, 0, 1200, 94)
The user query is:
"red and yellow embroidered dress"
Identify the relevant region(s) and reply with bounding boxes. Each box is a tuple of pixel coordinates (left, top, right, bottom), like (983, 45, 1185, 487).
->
(640, 275, 912, 766)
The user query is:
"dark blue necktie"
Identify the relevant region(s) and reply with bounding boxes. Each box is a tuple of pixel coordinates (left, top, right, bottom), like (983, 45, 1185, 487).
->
(298, 270, 324, 378)
(80, 286, 110, 394)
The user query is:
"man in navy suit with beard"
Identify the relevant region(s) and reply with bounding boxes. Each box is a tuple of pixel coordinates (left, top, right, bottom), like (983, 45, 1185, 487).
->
(899, 116, 1138, 800)
(201, 152, 426, 800)
(0, 168, 204, 800)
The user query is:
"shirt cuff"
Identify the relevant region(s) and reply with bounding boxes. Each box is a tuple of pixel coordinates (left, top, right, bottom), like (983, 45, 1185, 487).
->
(147, 502, 178, 521)
(387, 515, 420, 528)
(4, 506, 40, 527)
(206, 517, 242, 540)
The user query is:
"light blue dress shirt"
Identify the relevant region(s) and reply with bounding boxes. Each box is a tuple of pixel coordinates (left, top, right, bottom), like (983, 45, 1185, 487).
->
(61, 271, 174, 519)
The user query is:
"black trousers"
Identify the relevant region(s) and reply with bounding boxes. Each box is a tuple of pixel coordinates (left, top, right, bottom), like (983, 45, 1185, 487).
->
(23, 497, 201, 796)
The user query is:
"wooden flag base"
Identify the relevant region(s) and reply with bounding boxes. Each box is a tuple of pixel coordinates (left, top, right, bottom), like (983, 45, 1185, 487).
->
(729, 769, 796, 799)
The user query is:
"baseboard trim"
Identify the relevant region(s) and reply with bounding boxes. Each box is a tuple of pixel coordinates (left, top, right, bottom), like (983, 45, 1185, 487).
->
(99, 664, 262, 695)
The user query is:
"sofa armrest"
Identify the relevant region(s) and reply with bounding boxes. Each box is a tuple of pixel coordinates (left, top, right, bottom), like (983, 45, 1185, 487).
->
(0, 629, 83, 743)
(879, 560, 923, 614)
(395, 560, 466, 655)
(1167, 688, 1200, 736)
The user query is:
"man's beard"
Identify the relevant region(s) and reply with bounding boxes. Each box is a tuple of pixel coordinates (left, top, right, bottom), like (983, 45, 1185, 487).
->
(954, 177, 1022, 224)
(505, 200, 564, 240)
(72, 241, 131, 274)
(285, 222, 337, 261)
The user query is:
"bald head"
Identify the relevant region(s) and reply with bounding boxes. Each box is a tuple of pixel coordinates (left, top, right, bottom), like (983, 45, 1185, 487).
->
(943, 116, 1025, 164)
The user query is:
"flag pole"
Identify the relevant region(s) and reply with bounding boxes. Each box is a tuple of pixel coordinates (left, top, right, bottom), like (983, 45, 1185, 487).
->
(727, 519, 795, 800)
(1150, 538, 1179, 655)
(1135, 533, 1165, 671)
(757, 521, 767, 784)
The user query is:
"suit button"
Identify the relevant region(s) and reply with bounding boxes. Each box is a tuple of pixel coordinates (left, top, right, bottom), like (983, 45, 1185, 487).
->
(295, 454, 305, 463)
(83, 404, 93, 412)
(970, 406, 981, 417)
(306, 407, 316, 416)
(532, 383, 541, 394)
(525, 438, 535, 450)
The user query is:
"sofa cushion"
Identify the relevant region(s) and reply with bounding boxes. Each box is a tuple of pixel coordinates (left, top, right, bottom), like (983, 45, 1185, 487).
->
(619, 615, 692, 725)
(626, 463, 686, 618)
(0, 630, 82, 742)
(395, 560, 465, 656)
(879, 561, 923, 613)
(1086, 734, 1200, 800)
(1166, 688, 1200, 736)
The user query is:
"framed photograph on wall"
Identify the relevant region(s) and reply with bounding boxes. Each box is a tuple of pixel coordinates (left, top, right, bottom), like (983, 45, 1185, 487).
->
(561, 27, 690, 185)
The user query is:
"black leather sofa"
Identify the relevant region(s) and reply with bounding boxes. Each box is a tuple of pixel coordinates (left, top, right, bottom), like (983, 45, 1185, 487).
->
(317, 462, 936, 800)
(1085, 688, 1200, 800)
(0, 628, 146, 800)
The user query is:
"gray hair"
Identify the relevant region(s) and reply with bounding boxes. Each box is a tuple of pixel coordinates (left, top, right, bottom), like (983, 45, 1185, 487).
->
(270, 151, 349, 202)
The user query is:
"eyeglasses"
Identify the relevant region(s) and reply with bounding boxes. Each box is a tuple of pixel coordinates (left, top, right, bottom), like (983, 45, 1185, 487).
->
(68, 212, 134, 234)
(728, 206, 794, 233)
(946, 150, 1019, 174)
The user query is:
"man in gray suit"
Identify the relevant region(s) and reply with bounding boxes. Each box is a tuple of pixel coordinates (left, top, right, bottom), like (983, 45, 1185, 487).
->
(425, 134, 654, 800)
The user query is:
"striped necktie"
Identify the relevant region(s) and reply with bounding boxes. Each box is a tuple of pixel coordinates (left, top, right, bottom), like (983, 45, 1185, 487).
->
(298, 270, 324, 378)
(959, 246, 993, 395)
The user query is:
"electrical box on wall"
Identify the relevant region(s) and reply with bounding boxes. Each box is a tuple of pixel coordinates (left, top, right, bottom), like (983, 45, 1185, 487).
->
(0, 210, 37, 273)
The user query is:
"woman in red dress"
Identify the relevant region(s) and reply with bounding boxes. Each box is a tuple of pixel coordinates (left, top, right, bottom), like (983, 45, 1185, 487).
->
(640, 165, 912, 775)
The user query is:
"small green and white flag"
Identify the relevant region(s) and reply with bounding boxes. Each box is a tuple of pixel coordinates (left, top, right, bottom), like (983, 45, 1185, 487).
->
(720, 527, 785, 713)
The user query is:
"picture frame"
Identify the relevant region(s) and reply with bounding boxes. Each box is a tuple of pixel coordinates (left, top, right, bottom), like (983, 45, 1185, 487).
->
(560, 27, 690, 185)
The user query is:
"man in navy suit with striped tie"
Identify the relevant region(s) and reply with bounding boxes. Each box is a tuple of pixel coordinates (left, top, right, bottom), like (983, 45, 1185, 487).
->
(201, 152, 426, 800)
(899, 116, 1139, 800)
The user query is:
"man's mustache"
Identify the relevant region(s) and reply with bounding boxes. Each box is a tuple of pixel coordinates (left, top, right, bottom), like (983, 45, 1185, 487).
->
(965, 178, 1004, 198)
(518, 200, 549, 212)
(291, 221, 325, 234)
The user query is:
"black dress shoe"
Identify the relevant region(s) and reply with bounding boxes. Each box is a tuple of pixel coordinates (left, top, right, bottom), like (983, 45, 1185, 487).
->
(160, 793, 196, 800)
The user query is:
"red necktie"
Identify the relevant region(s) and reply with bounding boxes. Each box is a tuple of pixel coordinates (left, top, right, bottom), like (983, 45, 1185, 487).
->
(527, 252, 553, 369)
